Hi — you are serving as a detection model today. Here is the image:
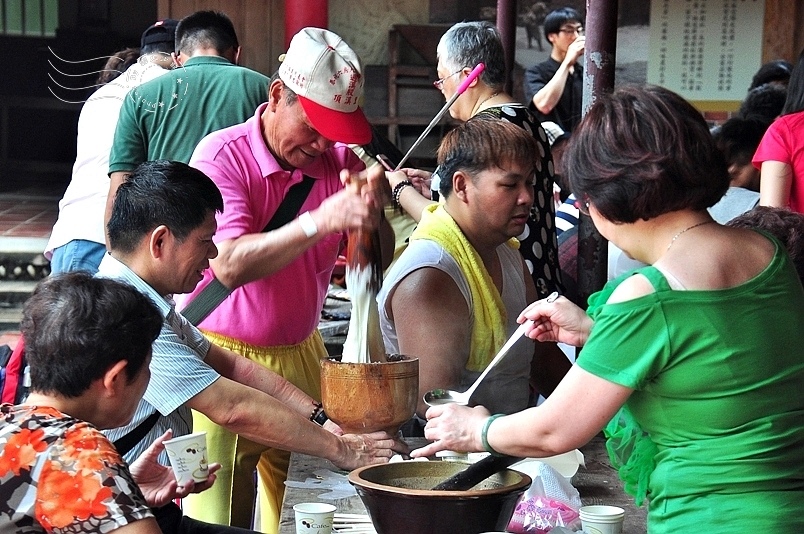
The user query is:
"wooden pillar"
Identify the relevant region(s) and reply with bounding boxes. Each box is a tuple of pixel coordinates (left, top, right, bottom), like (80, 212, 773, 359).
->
(762, 0, 801, 63)
(576, 0, 619, 303)
(496, 0, 517, 95)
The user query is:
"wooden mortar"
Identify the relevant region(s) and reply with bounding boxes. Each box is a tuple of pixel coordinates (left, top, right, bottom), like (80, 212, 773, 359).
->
(320, 356, 419, 435)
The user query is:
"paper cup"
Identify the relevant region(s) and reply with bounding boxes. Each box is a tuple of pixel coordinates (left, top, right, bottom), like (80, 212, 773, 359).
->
(579, 505, 625, 534)
(293, 502, 336, 534)
(162, 431, 209, 485)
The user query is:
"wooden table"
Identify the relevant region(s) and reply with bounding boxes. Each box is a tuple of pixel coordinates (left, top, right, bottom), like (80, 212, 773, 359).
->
(279, 434, 647, 533)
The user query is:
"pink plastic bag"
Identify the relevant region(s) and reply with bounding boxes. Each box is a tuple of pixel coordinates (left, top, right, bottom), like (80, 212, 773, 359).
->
(508, 496, 579, 534)
(506, 461, 582, 534)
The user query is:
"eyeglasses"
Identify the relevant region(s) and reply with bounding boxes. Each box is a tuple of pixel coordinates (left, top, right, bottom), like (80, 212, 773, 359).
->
(559, 26, 584, 36)
(433, 69, 464, 90)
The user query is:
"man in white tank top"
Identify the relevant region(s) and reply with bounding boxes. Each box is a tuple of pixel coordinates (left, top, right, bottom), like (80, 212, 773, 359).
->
(379, 117, 572, 427)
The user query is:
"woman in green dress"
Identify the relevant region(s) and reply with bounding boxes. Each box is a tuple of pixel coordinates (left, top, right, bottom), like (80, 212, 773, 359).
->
(412, 85, 804, 533)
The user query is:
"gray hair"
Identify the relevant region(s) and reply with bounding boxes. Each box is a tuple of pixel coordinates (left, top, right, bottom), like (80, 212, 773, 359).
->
(436, 21, 505, 90)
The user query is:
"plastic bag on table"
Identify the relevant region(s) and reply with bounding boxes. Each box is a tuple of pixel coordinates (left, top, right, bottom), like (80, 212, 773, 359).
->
(506, 461, 582, 534)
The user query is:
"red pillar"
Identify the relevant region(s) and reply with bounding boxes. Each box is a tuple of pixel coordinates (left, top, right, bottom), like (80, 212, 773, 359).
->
(285, 0, 329, 48)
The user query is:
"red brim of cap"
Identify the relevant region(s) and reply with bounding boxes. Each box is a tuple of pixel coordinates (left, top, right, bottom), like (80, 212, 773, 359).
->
(298, 95, 372, 145)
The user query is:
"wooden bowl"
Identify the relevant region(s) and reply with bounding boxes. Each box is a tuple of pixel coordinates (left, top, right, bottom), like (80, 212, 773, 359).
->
(348, 461, 531, 534)
(320, 356, 418, 435)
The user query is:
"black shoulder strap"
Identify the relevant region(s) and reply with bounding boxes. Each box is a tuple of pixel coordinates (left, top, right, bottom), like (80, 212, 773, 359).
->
(181, 175, 316, 326)
(113, 411, 160, 456)
(263, 174, 316, 232)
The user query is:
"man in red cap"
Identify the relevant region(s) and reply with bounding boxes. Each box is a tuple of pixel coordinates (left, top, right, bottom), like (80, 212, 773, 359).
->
(174, 27, 391, 534)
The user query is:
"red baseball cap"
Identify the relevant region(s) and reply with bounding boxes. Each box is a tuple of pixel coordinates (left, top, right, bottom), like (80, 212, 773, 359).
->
(278, 28, 372, 145)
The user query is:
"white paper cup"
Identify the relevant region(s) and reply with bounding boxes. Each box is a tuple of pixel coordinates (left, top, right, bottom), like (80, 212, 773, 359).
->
(579, 505, 625, 534)
(293, 502, 336, 534)
(162, 431, 209, 485)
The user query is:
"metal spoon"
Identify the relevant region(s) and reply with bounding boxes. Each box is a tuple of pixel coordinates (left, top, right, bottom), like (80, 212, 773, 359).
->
(423, 291, 559, 407)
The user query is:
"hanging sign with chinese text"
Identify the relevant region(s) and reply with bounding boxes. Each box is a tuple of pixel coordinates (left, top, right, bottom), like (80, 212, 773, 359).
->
(647, 0, 764, 105)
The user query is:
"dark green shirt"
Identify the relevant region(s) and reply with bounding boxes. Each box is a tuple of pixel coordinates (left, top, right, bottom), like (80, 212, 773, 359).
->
(109, 56, 269, 173)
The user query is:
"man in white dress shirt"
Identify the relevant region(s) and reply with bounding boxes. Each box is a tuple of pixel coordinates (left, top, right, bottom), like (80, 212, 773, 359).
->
(98, 160, 403, 530)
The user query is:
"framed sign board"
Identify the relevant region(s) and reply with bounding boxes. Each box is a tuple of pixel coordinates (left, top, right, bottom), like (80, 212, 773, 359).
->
(647, 0, 765, 110)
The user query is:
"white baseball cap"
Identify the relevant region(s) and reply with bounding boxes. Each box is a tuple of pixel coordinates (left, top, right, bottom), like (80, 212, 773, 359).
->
(278, 27, 372, 145)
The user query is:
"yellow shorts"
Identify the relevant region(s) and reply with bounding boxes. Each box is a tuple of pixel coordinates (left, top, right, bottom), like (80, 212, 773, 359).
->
(181, 330, 326, 534)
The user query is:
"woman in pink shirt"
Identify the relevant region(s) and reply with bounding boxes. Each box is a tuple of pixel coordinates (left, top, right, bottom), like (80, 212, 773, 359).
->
(753, 48, 804, 213)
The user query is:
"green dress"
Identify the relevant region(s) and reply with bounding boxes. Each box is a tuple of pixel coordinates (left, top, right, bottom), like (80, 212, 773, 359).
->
(577, 237, 804, 533)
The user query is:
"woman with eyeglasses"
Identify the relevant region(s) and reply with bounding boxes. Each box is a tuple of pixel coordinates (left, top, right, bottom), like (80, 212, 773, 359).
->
(411, 85, 804, 533)
(387, 20, 569, 401)
(391, 21, 563, 298)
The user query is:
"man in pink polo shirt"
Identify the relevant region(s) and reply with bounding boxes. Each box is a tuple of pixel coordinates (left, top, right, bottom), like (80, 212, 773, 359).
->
(175, 28, 391, 534)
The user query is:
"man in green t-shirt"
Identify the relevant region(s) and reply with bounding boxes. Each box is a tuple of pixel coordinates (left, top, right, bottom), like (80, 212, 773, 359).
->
(105, 10, 269, 233)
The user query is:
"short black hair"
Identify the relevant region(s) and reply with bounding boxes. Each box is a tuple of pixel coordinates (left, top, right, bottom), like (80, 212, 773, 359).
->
(712, 116, 769, 167)
(108, 160, 223, 253)
(175, 10, 238, 56)
(21, 272, 162, 398)
(566, 85, 729, 223)
(749, 59, 793, 91)
(739, 83, 787, 123)
(141, 41, 175, 56)
(543, 7, 583, 41)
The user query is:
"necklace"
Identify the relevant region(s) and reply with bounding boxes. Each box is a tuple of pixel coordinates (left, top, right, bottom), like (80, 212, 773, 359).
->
(666, 220, 714, 251)
(477, 91, 500, 110)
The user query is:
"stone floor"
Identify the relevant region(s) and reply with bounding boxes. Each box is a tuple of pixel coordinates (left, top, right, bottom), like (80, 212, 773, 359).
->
(0, 194, 58, 240)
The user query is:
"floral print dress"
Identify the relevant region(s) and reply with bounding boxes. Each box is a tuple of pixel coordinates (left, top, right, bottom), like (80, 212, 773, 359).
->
(0, 404, 152, 533)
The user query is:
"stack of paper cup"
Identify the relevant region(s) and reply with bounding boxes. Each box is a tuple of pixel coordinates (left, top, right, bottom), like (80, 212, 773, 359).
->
(293, 502, 336, 534)
(163, 431, 209, 485)
(579, 505, 625, 534)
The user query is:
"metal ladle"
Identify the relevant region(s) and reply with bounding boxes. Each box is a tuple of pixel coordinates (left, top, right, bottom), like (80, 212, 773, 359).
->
(423, 291, 559, 407)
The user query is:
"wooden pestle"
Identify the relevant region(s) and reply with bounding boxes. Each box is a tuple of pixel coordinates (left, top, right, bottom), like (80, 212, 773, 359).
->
(345, 227, 382, 292)
(342, 170, 386, 364)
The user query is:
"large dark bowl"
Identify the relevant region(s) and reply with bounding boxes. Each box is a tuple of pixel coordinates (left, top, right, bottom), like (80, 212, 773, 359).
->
(348, 461, 531, 534)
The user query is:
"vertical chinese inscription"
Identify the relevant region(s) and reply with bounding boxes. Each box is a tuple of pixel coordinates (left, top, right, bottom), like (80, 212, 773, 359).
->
(657, 0, 670, 84)
(680, 0, 706, 92)
(717, 0, 737, 92)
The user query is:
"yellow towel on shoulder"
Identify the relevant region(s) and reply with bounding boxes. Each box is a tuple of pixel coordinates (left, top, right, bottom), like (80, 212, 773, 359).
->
(410, 204, 518, 371)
